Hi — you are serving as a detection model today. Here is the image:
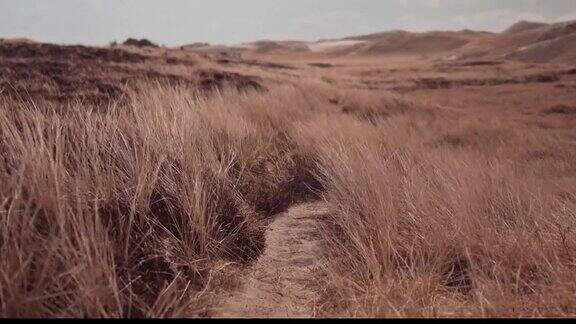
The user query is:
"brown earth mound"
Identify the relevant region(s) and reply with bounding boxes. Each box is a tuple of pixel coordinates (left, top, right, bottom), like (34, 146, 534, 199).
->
(543, 104, 576, 115)
(367, 32, 473, 56)
(535, 20, 576, 43)
(503, 21, 549, 34)
(251, 41, 310, 54)
(504, 33, 576, 63)
(217, 58, 296, 70)
(0, 41, 264, 104)
(0, 41, 148, 63)
(457, 20, 576, 63)
(343, 30, 490, 57)
(198, 70, 264, 92)
(406, 71, 564, 90)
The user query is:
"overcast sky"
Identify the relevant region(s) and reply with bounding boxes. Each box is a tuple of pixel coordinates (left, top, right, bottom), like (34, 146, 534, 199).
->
(1, 0, 575, 46)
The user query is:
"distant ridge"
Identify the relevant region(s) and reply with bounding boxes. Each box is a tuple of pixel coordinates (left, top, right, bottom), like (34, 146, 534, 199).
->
(188, 19, 576, 64)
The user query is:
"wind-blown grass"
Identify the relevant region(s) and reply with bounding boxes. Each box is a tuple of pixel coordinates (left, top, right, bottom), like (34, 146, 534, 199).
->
(2, 79, 575, 318)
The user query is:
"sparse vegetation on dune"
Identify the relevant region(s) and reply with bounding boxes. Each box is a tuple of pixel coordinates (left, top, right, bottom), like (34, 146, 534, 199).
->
(297, 105, 576, 317)
(2, 29, 576, 317)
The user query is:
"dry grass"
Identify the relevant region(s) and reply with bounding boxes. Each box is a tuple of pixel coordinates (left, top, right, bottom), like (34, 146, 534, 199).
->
(2, 51, 576, 318)
(295, 95, 576, 317)
(0, 83, 322, 317)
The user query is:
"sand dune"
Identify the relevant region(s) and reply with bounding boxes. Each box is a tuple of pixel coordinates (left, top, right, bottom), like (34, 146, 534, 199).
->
(307, 40, 366, 53)
(458, 20, 576, 63)
(233, 19, 576, 64)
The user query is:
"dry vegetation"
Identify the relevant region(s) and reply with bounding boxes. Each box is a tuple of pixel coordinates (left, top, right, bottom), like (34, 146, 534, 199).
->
(299, 97, 576, 317)
(1, 38, 576, 318)
(0, 83, 324, 317)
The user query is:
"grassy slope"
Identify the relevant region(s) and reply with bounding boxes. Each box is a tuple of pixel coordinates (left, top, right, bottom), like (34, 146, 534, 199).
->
(1, 42, 576, 317)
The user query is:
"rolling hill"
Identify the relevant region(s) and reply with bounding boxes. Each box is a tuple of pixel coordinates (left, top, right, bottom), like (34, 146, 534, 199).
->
(228, 19, 576, 64)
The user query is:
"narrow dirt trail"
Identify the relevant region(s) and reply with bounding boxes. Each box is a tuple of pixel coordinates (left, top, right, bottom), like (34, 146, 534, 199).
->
(212, 201, 330, 318)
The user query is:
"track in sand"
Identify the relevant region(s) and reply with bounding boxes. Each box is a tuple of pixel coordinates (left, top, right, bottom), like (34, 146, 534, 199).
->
(213, 202, 330, 318)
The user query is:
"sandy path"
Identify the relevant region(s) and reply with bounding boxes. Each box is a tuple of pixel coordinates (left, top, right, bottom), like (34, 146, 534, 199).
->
(212, 202, 329, 318)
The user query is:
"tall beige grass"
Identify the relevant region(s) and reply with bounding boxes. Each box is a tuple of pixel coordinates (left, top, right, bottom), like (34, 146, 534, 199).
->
(295, 98, 576, 317)
(2, 79, 575, 318)
(0, 84, 323, 317)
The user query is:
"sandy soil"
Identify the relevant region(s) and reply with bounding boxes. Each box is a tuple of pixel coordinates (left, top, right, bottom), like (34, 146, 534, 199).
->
(212, 202, 330, 318)
(308, 40, 366, 52)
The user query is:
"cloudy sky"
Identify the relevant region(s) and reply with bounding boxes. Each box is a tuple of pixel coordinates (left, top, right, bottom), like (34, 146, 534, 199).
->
(1, 0, 575, 46)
